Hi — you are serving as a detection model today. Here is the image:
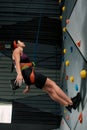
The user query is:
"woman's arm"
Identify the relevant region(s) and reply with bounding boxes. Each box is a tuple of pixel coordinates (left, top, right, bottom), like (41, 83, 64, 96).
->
(13, 47, 22, 75)
(13, 47, 23, 86)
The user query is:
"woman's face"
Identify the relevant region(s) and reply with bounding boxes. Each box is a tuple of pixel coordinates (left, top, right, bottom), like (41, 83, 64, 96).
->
(17, 40, 25, 48)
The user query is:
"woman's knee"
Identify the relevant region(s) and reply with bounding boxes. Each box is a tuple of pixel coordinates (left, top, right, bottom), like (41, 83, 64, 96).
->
(46, 78, 56, 87)
(43, 85, 53, 93)
(48, 91, 58, 101)
(43, 86, 53, 94)
(42, 78, 56, 93)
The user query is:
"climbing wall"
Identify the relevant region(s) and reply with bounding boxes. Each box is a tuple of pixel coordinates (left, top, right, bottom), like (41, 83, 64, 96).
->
(58, 0, 87, 130)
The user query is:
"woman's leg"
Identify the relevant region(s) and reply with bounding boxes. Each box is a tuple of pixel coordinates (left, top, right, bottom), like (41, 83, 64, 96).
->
(48, 90, 70, 106)
(42, 78, 73, 106)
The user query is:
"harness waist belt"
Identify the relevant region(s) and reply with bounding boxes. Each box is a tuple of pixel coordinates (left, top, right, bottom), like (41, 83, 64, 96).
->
(21, 66, 29, 70)
(20, 63, 33, 70)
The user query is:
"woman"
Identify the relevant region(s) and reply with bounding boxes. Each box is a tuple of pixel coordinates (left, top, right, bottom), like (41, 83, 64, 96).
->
(11, 40, 81, 112)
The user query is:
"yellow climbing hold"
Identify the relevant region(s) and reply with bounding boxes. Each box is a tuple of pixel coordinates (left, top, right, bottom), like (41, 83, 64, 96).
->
(63, 27, 67, 32)
(70, 76, 74, 82)
(80, 70, 87, 79)
(63, 48, 67, 54)
(59, 15, 63, 20)
(59, 0, 62, 3)
(62, 6, 66, 12)
(65, 60, 70, 66)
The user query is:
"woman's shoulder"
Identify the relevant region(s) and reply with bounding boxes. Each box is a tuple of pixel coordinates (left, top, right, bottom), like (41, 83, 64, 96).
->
(14, 47, 22, 52)
(13, 47, 22, 56)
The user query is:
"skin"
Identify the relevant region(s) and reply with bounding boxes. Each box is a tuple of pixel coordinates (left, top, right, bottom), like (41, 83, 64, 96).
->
(12, 40, 73, 106)
(12, 41, 30, 94)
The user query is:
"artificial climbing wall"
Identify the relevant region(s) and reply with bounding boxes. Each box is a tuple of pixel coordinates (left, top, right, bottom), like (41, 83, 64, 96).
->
(59, 0, 87, 130)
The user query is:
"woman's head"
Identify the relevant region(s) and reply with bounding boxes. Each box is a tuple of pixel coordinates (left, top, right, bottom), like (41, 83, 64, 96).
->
(11, 40, 25, 50)
(17, 40, 25, 48)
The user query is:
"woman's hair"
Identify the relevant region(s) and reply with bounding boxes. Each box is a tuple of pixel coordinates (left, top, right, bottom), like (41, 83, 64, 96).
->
(11, 40, 18, 51)
(11, 40, 18, 72)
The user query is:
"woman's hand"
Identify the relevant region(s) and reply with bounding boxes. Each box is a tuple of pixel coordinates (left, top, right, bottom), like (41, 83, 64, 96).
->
(23, 85, 30, 94)
(15, 73, 24, 87)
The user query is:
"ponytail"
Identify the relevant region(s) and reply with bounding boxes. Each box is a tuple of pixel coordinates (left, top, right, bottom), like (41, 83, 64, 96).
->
(13, 40, 17, 49)
(11, 40, 17, 51)
(11, 40, 17, 72)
